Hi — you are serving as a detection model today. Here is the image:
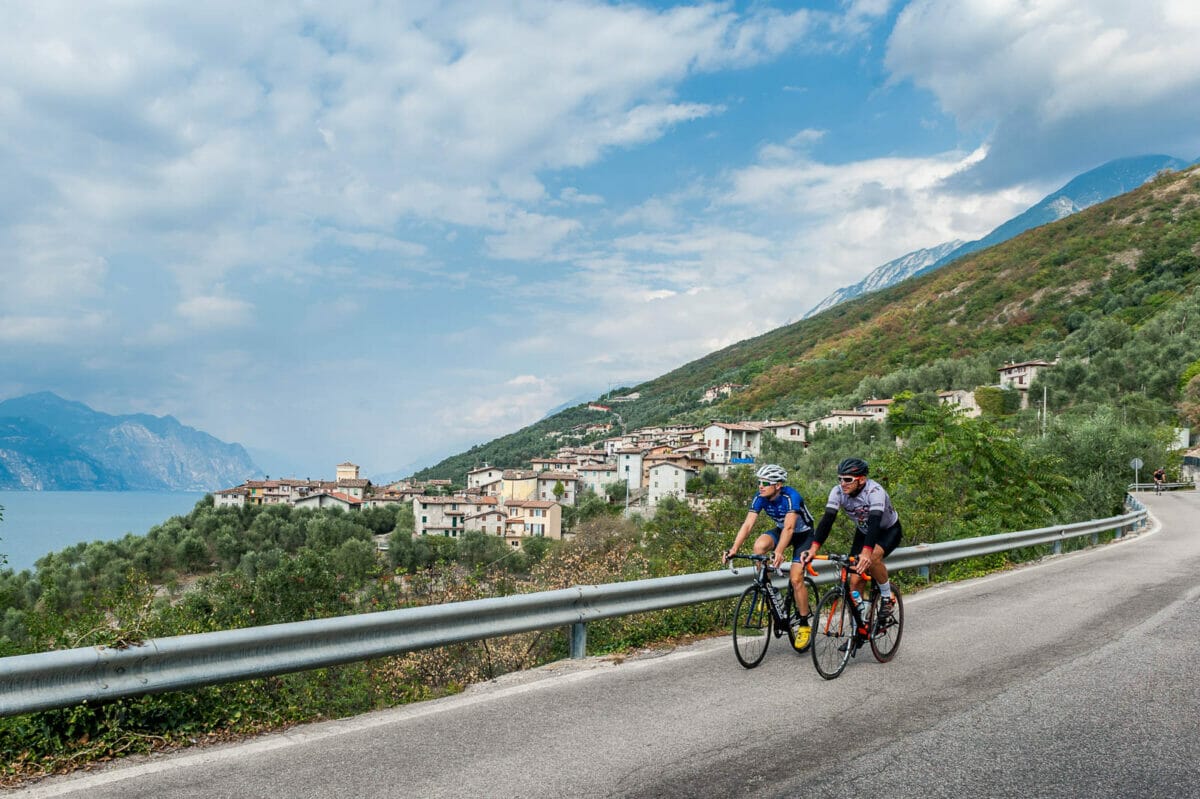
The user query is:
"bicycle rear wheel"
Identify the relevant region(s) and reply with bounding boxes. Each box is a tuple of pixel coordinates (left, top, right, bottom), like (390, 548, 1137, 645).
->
(732, 584, 771, 668)
(868, 586, 903, 662)
(811, 588, 853, 679)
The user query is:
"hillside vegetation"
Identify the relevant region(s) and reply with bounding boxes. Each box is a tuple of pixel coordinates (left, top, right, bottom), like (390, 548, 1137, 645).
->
(416, 165, 1200, 479)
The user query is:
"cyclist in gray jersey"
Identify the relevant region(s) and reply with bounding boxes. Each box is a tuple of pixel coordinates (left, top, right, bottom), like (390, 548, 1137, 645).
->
(800, 457, 901, 622)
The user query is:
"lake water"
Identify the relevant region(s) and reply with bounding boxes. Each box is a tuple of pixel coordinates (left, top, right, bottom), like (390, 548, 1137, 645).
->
(0, 491, 207, 573)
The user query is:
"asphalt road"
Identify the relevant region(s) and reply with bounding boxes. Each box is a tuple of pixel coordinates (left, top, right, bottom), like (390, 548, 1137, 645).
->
(16, 492, 1200, 799)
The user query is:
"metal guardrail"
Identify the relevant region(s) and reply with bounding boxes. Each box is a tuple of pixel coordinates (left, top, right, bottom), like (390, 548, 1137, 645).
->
(0, 507, 1146, 717)
(1129, 481, 1194, 492)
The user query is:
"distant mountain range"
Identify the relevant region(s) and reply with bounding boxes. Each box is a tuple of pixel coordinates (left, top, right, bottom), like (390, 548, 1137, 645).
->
(804, 154, 1194, 317)
(0, 392, 260, 491)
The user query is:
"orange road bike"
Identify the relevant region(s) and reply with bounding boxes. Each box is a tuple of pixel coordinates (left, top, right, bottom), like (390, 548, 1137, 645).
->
(809, 553, 903, 679)
(726, 553, 820, 668)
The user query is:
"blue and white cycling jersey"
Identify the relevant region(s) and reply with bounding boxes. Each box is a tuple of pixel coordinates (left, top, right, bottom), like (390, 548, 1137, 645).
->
(750, 486, 814, 531)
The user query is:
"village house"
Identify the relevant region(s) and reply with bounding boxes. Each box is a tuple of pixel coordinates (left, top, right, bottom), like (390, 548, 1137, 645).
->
(700, 383, 746, 403)
(646, 462, 696, 507)
(213, 486, 249, 508)
(294, 491, 361, 512)
(558, 447, 609, 467)
(642, 451, 706, 486)
(616, 447, 645, 489)
(466, 464, 504, 490)
(535, 471, 578, 505)
(753, 420, 808, 445)
(500, 470, 539, 503)
(938, 389, 982, 418)
(463, 507, 507, 536)
(856, 398, 894, 419)
(577, 463, 619, 497)
(809, 410, 876, 433)
(502, 500, 563, 546)
(530, 457, 575, 473)
(412, 495, 500, 537)
(702, 422, 762, 466)
(998, 360, 1056, 391)
(997, 360, 1057, 408)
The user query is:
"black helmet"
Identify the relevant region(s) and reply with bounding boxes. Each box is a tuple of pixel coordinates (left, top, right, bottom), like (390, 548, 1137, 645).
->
(837, 457, 869, 477)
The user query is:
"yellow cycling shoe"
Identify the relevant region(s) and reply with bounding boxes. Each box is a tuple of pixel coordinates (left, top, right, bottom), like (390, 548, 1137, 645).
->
(792, 623, 811, 651)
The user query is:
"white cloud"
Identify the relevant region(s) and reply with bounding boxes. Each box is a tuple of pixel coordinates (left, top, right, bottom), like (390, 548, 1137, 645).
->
(485, 212, 581, 261)
(886, 0, 1200, 183)
(0, 312, 108, 345)
(176, 294, 254, 328)
(444, 373, 559, 434)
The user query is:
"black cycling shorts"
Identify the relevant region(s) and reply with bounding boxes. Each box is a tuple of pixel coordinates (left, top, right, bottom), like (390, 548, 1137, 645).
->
(765, 527, 817, 562)
(850, 521, 902, 558)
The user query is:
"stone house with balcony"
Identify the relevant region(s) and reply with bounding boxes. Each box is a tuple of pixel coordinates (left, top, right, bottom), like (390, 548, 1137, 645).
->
(856, 398, 893, 419)
(998, 360, 1056, 408)
(412, 495, 500, 537)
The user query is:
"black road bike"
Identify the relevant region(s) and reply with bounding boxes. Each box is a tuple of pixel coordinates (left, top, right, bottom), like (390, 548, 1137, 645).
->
(726, 553, 820, 669)
(809, 553, 904, 679)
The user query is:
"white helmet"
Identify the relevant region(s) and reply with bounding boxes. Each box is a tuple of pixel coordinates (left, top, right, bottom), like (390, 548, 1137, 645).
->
(755, 463, 787, 484)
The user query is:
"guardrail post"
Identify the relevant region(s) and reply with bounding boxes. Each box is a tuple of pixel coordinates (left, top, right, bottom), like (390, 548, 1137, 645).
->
(1053, 540, 1062, 555)
(1091, 533, 1099, 546)
(570, 622, 587, 659)
(918, 564, 930, 581)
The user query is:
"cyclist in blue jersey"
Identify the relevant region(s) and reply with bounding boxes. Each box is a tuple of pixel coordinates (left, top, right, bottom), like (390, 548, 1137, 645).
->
(724, 463, 817, 649)
(800, 457, 901, 624)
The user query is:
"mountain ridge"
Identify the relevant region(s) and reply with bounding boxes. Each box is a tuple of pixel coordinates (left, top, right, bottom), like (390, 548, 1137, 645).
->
(0, 392, 260, 491)
(804, 154, 1193, 318)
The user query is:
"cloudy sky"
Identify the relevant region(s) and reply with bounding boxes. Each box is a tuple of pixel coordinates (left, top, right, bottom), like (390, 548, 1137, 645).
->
(2, 0, 1199, 479)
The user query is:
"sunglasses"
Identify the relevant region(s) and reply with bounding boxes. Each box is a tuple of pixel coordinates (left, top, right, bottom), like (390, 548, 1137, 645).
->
(838, 476, 859, 483)
(758, 481, 776, 487)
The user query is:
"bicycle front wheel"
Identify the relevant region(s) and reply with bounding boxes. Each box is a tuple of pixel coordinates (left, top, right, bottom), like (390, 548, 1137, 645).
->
(868, 586, 903, 662)
(732, 584, 771, 668)
(811, 588, 853, 679)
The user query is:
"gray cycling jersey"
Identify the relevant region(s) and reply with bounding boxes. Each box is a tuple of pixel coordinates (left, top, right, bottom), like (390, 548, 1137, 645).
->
(826, 478, 899, 532)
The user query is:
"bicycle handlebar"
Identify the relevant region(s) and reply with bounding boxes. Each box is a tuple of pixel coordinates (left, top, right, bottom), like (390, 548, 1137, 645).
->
(724, 552, 818, 576)
(811, 553, 858, 565)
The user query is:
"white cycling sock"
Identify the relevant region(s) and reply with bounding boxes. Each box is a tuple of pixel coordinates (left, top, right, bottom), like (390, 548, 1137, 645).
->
(879, 581, 893, 599)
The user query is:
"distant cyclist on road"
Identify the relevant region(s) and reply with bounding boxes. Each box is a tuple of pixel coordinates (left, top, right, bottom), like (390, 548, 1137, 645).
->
(1153, 467, 1165, 495)
(800, 458, 901, 624)
(724, 464, 817, 650)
